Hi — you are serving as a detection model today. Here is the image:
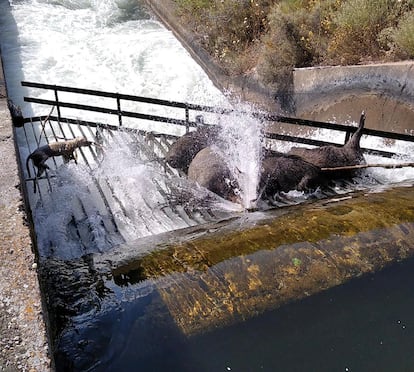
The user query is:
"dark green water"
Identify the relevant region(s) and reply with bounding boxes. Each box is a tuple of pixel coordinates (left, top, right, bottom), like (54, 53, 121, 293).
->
(182, 258, 414, 372)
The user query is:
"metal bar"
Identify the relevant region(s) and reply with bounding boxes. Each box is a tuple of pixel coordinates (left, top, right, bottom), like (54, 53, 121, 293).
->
(265, 133, 344, 148)
(24, 97, 191, 127)
(344, 131, 351, 144)
(21, 120, 43, 201)
(116, 95, 122, 127)
(21, 81, 240, 115)
(21, 81, 414, 143)
(23, 100, 414, 145)
(264, 133, 404, 158)
(22, 81, 190, 109)
(24, 97, 118, 116)
(23, 113, 411, 161)
(29, 118, 54, 192)
(185, 106, 190, 133)
(54, 88, 61, 121)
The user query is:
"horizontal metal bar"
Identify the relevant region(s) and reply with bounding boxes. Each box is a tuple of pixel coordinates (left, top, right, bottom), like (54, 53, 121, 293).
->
(362, 127, 414, 142)
(264, 114, 356, 133)
(23, 115, 181, 142)
(24, 97, 193, 126)
(265, 132, 340, 148)
(120, 110, 188, 126)
(24, 97, 117, 114)
(22, 82, 414, 145)
(23, 81, 190, 110)
(362, 148, 399, 158)
(22, 80, 238, 114)
(264, 114, 414, 143)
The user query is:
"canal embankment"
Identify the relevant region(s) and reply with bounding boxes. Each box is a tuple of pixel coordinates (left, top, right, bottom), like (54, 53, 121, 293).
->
(0, 51, 50, 371)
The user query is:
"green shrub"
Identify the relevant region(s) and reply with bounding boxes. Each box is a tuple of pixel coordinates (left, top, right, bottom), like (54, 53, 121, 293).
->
(175, 0, 211, 14)
(327, 0, 414, 64)
(256, 4, 303, 90)
(393, 11, 414, 58)
(175, 0, 275, 72)
(256, 0, 341, 88)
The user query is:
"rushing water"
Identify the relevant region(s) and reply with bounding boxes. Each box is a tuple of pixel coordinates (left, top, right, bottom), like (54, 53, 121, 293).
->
(1, 1, 414, 371)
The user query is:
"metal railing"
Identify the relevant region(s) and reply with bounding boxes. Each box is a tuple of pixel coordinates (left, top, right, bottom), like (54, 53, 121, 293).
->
(21, 81, 414, 158)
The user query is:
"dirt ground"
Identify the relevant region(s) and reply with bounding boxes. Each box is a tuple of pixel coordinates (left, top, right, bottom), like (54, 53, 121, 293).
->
(0, 66, 50, 370)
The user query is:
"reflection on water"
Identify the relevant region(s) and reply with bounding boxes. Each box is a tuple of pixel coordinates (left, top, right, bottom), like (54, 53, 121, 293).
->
(50, 249, 414, 371)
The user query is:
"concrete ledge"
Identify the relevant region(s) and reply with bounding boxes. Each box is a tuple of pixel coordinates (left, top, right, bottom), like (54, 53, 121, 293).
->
(294, 62, 414, 111)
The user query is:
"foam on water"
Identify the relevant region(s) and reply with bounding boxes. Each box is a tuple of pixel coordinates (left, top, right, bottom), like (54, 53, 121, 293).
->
(1, 0, 226, 112)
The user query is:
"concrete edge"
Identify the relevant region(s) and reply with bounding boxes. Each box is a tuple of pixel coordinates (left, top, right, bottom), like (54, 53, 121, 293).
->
(0, 46, 51, 371)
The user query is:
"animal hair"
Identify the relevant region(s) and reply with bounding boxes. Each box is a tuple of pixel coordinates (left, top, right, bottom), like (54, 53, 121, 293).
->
(26, 137, 93, 193)
(288, 112, 366, 173)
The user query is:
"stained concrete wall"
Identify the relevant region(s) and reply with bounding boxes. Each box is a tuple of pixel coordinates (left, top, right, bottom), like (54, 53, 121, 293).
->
(294, 62, 414, 116)
(294, 62, 414, 106)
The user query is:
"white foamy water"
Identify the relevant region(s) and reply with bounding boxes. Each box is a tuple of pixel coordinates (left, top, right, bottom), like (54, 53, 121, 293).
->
(0, 0, 226, 109)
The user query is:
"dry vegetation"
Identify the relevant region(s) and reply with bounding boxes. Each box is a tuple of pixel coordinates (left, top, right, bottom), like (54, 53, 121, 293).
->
(175, 0, 414, 92)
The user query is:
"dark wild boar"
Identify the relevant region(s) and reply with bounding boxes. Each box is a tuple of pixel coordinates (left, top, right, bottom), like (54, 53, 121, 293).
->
(188, 147, 240, 203)
(165, 125, 221, 173)
(288, 112, 366, 178)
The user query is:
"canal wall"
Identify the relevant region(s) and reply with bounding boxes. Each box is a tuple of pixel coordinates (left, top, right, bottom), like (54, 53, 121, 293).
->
(0, 51, 50, 370)
(144, 0, 414, 129)
(294, 62, 414, 131)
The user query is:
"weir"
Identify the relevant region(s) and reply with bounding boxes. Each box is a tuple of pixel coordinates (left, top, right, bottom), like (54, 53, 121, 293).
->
(18, 81, 414, 254)
(13, 81, 414, 369)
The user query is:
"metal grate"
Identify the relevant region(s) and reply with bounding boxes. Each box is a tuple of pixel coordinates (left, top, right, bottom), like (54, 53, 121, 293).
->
(19, 115, 241, 259)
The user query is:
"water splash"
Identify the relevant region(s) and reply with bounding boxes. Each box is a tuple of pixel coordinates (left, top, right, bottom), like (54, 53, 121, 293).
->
(213, 102, 265, 208)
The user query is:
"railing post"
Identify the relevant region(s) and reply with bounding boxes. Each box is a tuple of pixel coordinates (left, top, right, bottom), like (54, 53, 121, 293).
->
(117, 95, 122, 127)
(54, 87, 61, 121)
(185, 105, 190, 133)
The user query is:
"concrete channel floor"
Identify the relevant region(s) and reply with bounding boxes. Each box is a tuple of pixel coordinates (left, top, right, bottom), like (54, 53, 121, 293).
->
(0, 64, 50, 370)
